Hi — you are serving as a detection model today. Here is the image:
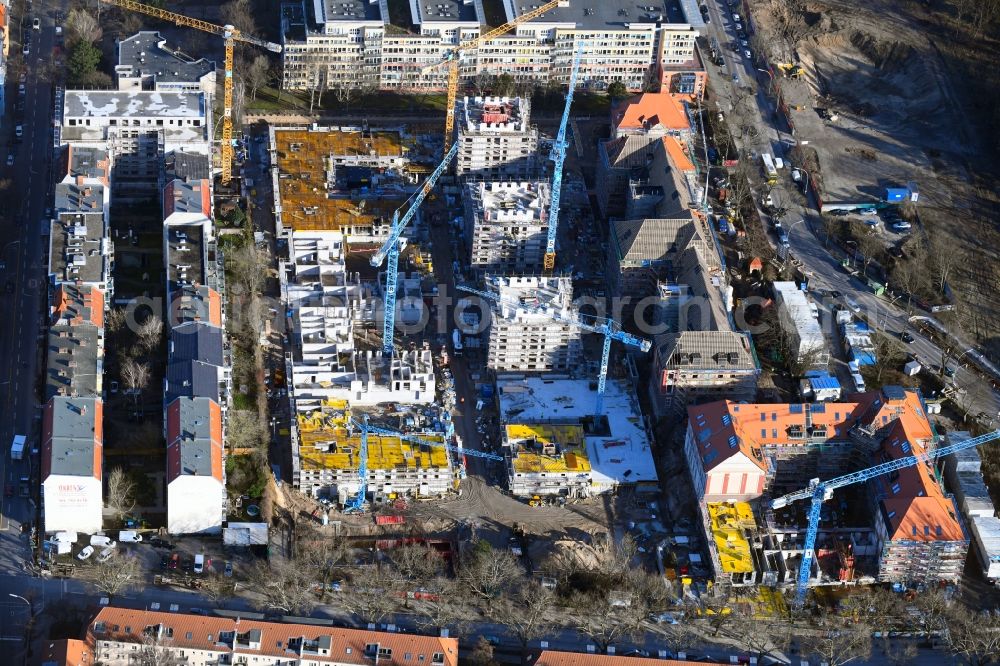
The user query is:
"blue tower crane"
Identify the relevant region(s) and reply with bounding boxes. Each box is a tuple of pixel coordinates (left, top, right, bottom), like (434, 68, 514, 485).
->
(371, 142, 459, 355)
(543, 43, 585, 272)
(771, 428, 1000, 606)
(457, 283, 651, 417)
(344, 414, 503, 513)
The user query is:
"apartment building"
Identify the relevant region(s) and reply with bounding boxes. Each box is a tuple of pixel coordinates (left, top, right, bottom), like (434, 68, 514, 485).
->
(166, 396, 225, 534)
(115, 31, 216, 95)
(611, 92, 692, 139)
(42, 396, 104, 534)
(464, 180, 550, 273)
(483, 276, 582, 374)
(653, 330, 758, 404)
(61, 89, 212, 198)
(597, 131, 697, 220)
(85, 607, 458, 666)
(48, 212, 113, 294)
(535, 652, 725, 666)
(281, 0, 699, 93)
(684, 387, 969, 587)
(45, 284, 106, 400)
(454, 97, 539, 181)
(296, 404, 454, 501)
(498, 377, 658, 494)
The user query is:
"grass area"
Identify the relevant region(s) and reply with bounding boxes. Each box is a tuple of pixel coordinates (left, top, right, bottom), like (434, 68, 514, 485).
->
(226, 454, 268, 500)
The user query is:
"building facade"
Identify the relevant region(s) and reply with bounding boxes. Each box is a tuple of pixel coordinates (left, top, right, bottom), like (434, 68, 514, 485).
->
(485, 276, 582, 374)
(42, 397, 104, 534)
(454, 97, 539, 181)
(464, 180, 550, 274)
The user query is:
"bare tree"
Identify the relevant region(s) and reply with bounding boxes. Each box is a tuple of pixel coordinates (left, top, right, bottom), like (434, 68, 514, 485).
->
(929, 230, 961, 295)
(590, 533, 638, 581)
(569, 589, 648, 652)
(92, 555, 141, 599)
(220, 0, 259, 37)
(201, 575, 238, 607)
(912, 589, 952, 646)
(466, 636, 497, 666)
(458, 545, 522, 601)
(472, 70, 493, 96)
(132, 634, 187, 666)
(869, 330, 906, 383)
(293, 526, 350, 598)
(227, 409, 268, 452)
(247, 561, 317, 615)
(341, 565, 401, 624)
(136, 315, 164, 353)
(245, 54, 272, 101)
(407, 576, 465, 633)
(105, 467, 136, 523)
(946, 606, 1000, 665)
(720, 602, 792, 663)
(67, 8, 103, 44)
(489, 583, 554, 648)
(332, 84, 356, 113)
(802, 621, 873, 666)
(390, 542, 446, 581)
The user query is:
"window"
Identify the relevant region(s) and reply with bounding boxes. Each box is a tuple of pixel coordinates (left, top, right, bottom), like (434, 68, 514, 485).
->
(186, 632, 193, 640)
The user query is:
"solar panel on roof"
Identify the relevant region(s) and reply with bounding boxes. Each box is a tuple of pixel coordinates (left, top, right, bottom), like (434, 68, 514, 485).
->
(728, 435, 738, 449)
(722, 414, 731, 426)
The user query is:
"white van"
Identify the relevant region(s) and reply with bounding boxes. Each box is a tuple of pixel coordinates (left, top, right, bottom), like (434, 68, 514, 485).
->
(194, 553, 205, 574)
(118, 530, 143, 543)
(90, 534, 114, 547)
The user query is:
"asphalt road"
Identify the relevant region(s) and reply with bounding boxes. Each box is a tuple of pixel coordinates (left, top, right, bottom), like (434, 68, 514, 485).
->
(700, 0, 1000, 423)
(0, 0, 65, 568)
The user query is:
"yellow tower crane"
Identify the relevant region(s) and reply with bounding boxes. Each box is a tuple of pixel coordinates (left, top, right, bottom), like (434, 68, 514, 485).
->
(99, 0, 282, 184)
(423, 0, 567, 150)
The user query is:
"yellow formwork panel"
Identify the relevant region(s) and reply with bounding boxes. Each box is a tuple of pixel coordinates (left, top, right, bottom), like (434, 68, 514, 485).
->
(300, 432, 449, 471)
(707, 502, 755, 575)
(506, 424, 591, 474)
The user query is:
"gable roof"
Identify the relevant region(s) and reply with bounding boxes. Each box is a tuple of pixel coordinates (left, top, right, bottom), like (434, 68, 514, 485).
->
(166, 397, 223, 482)
(612, 216, 697, 263)
(612, 93, 691, 133)
(534, 651, 726, 666)
(42, 397, 103, 480)
(87, 607, 458, 666)
(38, 638, 93, 666)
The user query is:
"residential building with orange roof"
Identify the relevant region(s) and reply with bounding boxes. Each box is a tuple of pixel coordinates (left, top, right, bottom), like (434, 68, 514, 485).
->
(165, 396, 225, 534)
(85, 607, 458, 666)
(684, 387, 969, 587)
(42, 396, 104, 534)
(612, 92, 692, 139)
(38, 638, 93, 666)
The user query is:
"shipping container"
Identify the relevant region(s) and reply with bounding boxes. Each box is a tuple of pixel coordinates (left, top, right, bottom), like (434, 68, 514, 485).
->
(375, 514, 406, 525)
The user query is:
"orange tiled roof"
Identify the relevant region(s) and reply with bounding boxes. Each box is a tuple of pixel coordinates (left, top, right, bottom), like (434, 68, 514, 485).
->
(39, 638, 93, 666)
(691, 387, 966, 544)
(535, 650, 727, 666)
(87, 607, 459, 666)
(612, 93, 690, 133)
(663, 136, 695, 172)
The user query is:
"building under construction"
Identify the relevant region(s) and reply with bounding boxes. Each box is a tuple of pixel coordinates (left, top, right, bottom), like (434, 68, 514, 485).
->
(454, 97, 539, 181)
(483, 276, 582, 374)
(504, 424, 592, 498)
(464, 181, 550, 275)
(294, 401, 454, 501)
(269, 126, 427, 244)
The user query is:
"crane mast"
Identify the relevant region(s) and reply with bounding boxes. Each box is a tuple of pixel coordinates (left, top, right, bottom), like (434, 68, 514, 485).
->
(456, 283, 650, 417)
(99, 0, 281, 184)
(771, 428, 1000, 605)
(544, 43, 584, 271)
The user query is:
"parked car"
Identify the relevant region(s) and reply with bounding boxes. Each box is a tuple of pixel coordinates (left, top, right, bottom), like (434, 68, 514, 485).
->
(194, 553, 205, 574)
(90, 535, 114, 547)
(224, 561, 234, 577)
(732, 12, 741, 21)
(900, 331, 915, 344)
(77, 546, 94, 561)
(32, 17, 41, 30)
(168, 553, 179, 570)
(744, 49, 752, 59)
(892, 221, 912, 231)
(6, 153, 13, 167)
(97, 546, 116, 563)
(118, 530, 142, 543)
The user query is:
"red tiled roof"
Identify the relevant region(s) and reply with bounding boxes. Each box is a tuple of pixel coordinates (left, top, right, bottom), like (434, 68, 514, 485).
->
(87, 608, 458, 666)
(38, 638, 93, 666)
(612, 93, 690, 133)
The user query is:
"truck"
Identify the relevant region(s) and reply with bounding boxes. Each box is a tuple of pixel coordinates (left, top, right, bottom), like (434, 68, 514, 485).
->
(10, 435, 26, 460)
(761, 153, 778, 185)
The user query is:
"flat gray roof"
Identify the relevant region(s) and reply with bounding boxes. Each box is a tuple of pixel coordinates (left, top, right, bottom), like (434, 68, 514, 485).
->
(117, 32, 215, 85)
(510, 0, 672, 28)
(414, 0, 480, 23)
(46, 324, 101, 400)
(166, 224, 206, 293)
(66, 146, 110, 182)
(166, 151, 211, 182)
(46, 397, 101, 478)
(54, 182, 104, 215)
(319, 0, 383, 22)
(171, 397, 217, 478)
(49, 213, 108, 285)
(64, 91, 205, 118)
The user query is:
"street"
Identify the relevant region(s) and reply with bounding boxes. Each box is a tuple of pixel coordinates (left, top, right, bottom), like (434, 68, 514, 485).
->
(699, 0, 1000, 421)
(0, 0, 66, 570)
